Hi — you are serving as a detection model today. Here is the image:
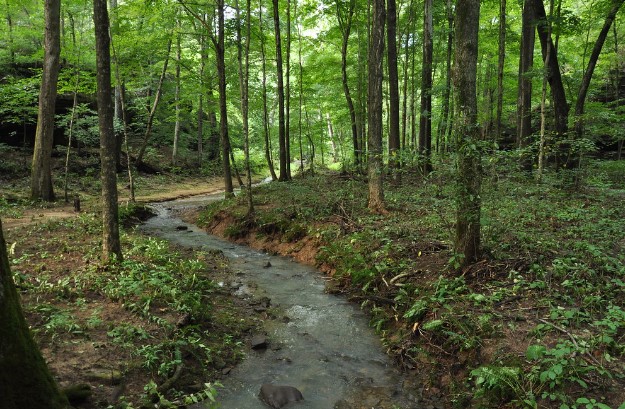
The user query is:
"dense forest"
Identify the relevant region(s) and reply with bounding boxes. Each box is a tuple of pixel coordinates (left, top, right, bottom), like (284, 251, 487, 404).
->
(2, 0, 625, 407)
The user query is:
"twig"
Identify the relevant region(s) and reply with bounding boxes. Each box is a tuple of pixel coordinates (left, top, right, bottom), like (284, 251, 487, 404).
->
(538, 319, 603, 367)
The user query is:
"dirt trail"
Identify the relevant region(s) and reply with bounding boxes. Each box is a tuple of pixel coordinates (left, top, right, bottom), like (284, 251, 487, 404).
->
(2, 177, 228, 230)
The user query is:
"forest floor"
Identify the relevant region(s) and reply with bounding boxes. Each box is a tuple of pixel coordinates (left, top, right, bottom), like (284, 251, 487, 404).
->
(189, 159, 625, 409)
(3, 145, 625, 408)
(0, 148, 267, 408)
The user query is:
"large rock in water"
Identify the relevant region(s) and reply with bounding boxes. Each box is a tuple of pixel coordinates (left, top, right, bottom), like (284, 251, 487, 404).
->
(259, 384, 304, 408)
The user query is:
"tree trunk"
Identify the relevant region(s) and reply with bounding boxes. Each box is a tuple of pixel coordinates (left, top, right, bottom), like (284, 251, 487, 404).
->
(172, 26, 182, 166)
(260, 3, 278, 180)
(337, 0, 360, 169)
(419, 0, 433, 174)
(109, 0, 123, 170)
(387, 0, 401, 181)
(326, 113, 338, 162)
(286, 0, 292, 178)
(573, 0, 625, 138)
(236, 0, 254, 216)
(531, 0, 569, 144)
(401, 0, 414, 151)
(537, 0, 554, 182)
(31, 0, 61, 202)
(216, 0, 234, 198)
(453, 0, 481, 267)
(272, 0, 289, 181)
(135, 38, 172, 167)
(437, 0, 454, 153)
(368, 0, 386, 213)
(94, 0, 122, 262)
(517, 0, 535, 172)
(495, 0, 506, 140)
(297, 0, 305, 173)
(0, 219, 69, 409)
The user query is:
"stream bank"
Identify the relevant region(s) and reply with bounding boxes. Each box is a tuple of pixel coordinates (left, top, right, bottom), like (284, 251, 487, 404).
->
(142, 194, 434, 408)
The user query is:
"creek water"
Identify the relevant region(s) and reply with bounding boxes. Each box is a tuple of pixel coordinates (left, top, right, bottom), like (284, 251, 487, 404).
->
(140, 193, 421, 409)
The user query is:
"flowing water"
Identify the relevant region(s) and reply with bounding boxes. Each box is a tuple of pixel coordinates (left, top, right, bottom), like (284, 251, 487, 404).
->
(140, 193, 423, 409)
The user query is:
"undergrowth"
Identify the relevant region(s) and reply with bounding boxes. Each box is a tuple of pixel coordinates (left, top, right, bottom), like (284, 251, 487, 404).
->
(200, 158, 625, 408)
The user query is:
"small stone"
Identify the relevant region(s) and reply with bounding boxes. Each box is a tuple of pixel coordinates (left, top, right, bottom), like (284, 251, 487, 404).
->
(222, 367, 232, 375)
(251, 334, 268, 349)
(259, 384, 304, 409)
(263, 261, 272, 268)
(176, 225, 188, 230)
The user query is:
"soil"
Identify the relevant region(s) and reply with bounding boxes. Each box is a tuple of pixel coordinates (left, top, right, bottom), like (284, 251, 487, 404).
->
(2, 179, 266, 409)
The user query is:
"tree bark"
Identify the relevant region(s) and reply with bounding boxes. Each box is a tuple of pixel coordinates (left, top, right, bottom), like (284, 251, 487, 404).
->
(368, 0, 386, 213)
(236, 0, 254, 216)
(531, 0, 569, 142)
(517, 0, 535, 172)
(386, 0, 401, 181)
(286, 0, 292, 178)
(135, 37, 172, 167)
(273, 0, 289, 181)
(573, 0, 625, 138)
(31, 0, 61, 202)
(337, 0, 360, 169)
(94, 0, 122, 262)
(216, 0, 234, 197)
(418, 0, 433, 173)
(453, 0, 481, 267)
(437, 0, 454, 153)
(259, 3, 278, 180)
(172, 25, 182, 166)
(0, 219, 69, 409)
(495, 0, 506, 140)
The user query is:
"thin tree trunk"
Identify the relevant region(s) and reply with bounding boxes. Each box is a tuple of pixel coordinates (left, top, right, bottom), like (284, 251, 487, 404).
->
(135, 38, 172, 167)
(419, 0, 433, 174)
(531, 0, 569, 145)
(400, 0, 413, 150)
(109, 0, 123, 169)
(236, 0, 253, 215)
(387, 0, 401, 181)
(326, 113, 338, 162)
(216, 0, 234, 197)
(537, 0, 554, 182)
(495, 0, 506, 140)
(260, 3, 278, 180)
(31, 0, 61, 202)
(272, 0, 289, 181)
(337, 0, 359, 169)
(368, 0, 386, 213)
(297, 0, 305, 173)
(286, 0, 292, 178)
(94, 0, 122, 261)
(517, 0, 535, 172)
(437, 0, 454, 154)
(454, 0, 481, 267)
(111, 26, 135, 202)
(573, 0, 625, 138)
(305, 106, 315, 174)
(172, 26, 182, 166)
(63, 73, 79, 203)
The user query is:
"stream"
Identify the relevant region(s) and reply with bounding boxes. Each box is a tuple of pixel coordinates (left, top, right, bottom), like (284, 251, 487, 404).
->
(140, 193, 425, 409)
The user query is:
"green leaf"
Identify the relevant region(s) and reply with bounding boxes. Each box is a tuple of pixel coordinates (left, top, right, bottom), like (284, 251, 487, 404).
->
(526, 344, 547, 360)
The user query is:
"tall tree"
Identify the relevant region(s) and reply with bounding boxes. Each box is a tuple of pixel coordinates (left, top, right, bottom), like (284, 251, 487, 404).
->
(418, 0, 433, 173)
(495, 0, 506, 140)
(0, 219, 69, 409)
(286, 0, 292, 178)
(216, 0, 234, 197)
(30, 0, 61, 201)
(453, 0, 481, 267)
(94, 0, 122, 261)
(517, 0, 535, 172)
(386, 0, 401, 180)
(259, 3, 278, 180)
(172, 21, 182, 166)
(273, 0, 289, 181)
(368, 0, 386, 213)
(236, 0, 254, 216)
(573, 0, 625, 138)
(438, 0, 454, 152)
(336, 0, 360, 169)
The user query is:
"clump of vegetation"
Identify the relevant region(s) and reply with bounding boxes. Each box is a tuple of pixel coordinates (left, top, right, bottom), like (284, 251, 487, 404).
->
(200, 159, 625, 408)
(7, 208, 254, 408)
